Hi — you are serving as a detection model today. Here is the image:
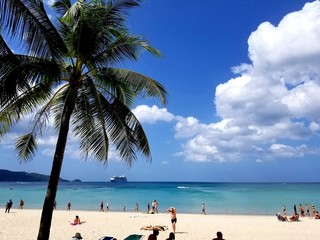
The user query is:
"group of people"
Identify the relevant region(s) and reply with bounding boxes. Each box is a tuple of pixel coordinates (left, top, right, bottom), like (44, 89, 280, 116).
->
(4, 199, 25, 213)
(147, 229, 224, 240)
(147, 206, 177, 238)
(276, 212, 299, 222)
(97, 199, 160, 214)
(141, 206, 178, 235)
(147, 199, 159, 214)
(5, 197, 216, 240)
(286, 203, 318, 217)
(99, 201, 111, 212)
(69, 206, 177, 240)
(277, 203, 320, 222)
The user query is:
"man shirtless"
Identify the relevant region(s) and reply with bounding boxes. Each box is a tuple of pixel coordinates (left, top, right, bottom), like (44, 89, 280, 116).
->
(167, 207, 177, 233)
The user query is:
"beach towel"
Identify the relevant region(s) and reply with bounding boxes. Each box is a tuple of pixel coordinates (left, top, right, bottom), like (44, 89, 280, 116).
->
(123, 234, 144, 240)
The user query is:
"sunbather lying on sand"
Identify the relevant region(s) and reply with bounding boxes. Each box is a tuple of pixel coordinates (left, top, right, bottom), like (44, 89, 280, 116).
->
(140, 225, 168, 231)
(289, 213, 299, 222)
(276, 213, 288, 222)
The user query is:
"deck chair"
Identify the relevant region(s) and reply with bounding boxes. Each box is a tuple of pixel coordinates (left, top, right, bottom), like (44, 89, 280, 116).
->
(123, 234, 144, 240)
(99, 236, 114, 240)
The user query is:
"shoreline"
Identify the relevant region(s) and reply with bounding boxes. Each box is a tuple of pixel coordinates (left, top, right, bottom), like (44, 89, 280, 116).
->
(1, 208, 320, 240)
(0, 206, 282, 216)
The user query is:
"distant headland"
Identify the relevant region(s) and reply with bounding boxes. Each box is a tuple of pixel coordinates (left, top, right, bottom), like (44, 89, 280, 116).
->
(0, 169, 76, 182)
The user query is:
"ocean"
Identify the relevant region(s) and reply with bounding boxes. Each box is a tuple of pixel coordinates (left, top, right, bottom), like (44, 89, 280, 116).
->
(1, 182, 319, 215)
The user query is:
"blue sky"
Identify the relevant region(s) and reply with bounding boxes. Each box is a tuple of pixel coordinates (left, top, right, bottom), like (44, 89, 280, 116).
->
(1, 0, 320, 182)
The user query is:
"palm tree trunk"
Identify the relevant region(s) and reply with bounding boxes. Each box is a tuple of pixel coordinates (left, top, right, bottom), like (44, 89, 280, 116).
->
(37, 90, 77, 240)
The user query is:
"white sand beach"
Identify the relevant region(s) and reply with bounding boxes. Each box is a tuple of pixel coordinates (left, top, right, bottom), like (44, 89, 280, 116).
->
(0, 208, 319, 240)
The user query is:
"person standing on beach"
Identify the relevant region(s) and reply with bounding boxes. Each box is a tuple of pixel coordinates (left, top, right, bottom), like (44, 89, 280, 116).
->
(147, 202, 150, 213)
(154, 200, 159, 213)
(5, 199, 13, 213)
(100, 201, 104, 212)
(135, 202, 139, 211)
(294, 204, 297, 214)
(53, 200, 57, 210)
(167, 207, 177, 233)
(299, 204, 305, 217)
(305, 203, 310, 217)
(201, 203, 206, 215)
(312, 204, 316, 217)
(67, 201, 72, 211)
(19, 199, 24, 209)
(152, 200, 156, 213)
(107, 202, 110, 211)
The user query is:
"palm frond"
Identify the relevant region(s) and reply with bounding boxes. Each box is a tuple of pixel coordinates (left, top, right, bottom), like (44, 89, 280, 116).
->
(62, 1, 116, 63)
(72, 76, 109, 161)
(0, 35, 14, 56)
(0, 108, 17, 138)
(91, 34, 162, 67)
(61, 0, 151, 67)
(52, 0, 71, 17)
(93, 68, 167, 106)
(5, 98, 52, 162)
(106, 0, 142, 15)
(0, 0, 67, 59)
(0, 80, 53, 139)
(72, 74, 151, 165)
(15, 133, 37, 162)
(0, 54, 61, 106)
(103, 96, 151, 165)
(60, 0, 83, 25)
(103, 0, 142, 31)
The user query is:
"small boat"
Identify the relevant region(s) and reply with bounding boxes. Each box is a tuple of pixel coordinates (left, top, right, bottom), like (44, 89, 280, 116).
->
(110, 176, 127, 183)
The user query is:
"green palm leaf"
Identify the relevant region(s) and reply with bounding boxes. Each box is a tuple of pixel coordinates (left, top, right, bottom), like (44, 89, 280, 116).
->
(0, 54, 60, 106)
(16, 133, 37, 162)
(52, 0, 72, 17)
(1, 0, 67, 59)
(93, 68, 167, 106)
(72, 76, 110, 161)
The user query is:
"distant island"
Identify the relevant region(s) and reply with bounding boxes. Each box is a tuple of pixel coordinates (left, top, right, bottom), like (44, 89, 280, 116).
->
(0, 169, 74, 182)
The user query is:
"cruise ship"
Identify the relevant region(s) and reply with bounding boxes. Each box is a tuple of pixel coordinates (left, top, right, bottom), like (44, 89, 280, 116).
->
(110, 176, 127, 183)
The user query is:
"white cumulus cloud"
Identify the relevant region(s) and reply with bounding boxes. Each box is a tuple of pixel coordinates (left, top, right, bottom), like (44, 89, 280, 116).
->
(175, 1, 320, 163)
(132, 105, 175, 124)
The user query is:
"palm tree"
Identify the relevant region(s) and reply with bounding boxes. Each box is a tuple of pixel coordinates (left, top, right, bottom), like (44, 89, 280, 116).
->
(0, 0, 167, 239)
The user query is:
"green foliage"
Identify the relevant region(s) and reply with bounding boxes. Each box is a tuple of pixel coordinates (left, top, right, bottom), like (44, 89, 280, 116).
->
(15, 133, 38, 162)
(0, 0, 167, 163)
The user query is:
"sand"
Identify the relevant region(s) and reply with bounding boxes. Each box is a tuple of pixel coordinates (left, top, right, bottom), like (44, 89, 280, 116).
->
(0, 208, 319, 240)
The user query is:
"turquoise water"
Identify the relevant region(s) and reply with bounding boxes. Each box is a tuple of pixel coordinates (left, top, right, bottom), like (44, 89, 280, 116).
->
(1, 182, 319, 215)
